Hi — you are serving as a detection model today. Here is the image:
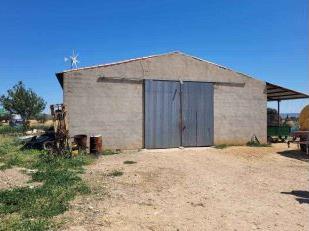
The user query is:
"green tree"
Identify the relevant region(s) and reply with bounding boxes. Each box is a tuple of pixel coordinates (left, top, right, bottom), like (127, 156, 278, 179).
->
(0, 81, 46, 126)
(0, 108, 11, 123)
(267, 108, 281, 126)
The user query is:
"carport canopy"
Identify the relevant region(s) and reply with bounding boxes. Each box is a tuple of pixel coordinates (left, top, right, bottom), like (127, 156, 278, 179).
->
(266, 82, 309, 126)
(266, 82, 309, 101)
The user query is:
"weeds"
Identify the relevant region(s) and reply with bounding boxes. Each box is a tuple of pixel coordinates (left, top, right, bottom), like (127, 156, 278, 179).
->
(0, 125, 25, 135)
(0, 135, 95, 230)
(0, 136, 41, 170)
(214, 144, 230, 149)
(107, 170, 123, 177)
(102, 149, 119, 155)
(123, 160, 137, 164)
(246, 141, 271, 147)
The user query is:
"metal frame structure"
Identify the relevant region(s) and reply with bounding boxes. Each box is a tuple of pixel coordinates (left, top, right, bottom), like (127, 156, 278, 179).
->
(266, 82, 309, 126)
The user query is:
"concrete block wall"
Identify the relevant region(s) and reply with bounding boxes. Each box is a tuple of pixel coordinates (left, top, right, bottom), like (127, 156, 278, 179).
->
(63, 76, 143, 150)
(62, 52, 267, 149)
(214, 80, 267, 144)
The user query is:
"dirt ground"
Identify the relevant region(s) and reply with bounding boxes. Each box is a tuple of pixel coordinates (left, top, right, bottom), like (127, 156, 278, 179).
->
(59, 143, 308, 231)
(0, 167, 37, 190)
(0, 168, 30, 190)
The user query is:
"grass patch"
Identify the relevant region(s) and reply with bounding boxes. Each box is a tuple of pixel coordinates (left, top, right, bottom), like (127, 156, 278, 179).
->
(0, 125, 25, 135)
(107, 170, 123, 177)
(123, 160, 137, 164)
(214, 144, 230, 149)
(246, 141, 271, 147)
(0, 136, 41, 170)
(0, 135, 95, 230)
(102, 149, 120, 156)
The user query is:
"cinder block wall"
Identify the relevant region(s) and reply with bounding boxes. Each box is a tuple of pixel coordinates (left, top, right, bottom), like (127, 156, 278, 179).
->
(63, 77, 143, 150)
(214, 81, 267, 144)
(62, 52, 267, 149)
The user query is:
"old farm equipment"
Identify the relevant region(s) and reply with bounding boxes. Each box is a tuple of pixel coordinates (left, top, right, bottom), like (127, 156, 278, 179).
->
(288, 105, 309, 154)
(22, 104, 69, 153)
(49, 104, 70, 154)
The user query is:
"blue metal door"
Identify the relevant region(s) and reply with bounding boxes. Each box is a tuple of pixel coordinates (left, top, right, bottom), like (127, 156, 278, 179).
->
(181, 82, 214, 147)
(144, 80, 213, 148)
(144, 80, 181, 148)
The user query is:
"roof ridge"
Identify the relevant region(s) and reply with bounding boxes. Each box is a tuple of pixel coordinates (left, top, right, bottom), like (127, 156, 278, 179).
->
(56, 50, 257, 82)
(57, 51, 180, 74)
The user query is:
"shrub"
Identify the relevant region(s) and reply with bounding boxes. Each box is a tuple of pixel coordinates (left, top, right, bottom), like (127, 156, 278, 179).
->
(107, 170, 123, 177)
(123, 160, 137, 164)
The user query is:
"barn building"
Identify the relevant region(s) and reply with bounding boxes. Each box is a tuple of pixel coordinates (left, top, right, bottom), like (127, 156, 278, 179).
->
(56, 52, 309, 149)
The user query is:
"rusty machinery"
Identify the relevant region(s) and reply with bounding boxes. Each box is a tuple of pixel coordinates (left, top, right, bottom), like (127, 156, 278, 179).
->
(50, 104, 70, 154)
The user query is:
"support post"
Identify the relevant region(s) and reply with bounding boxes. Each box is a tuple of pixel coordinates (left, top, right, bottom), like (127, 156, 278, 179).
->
(277, 100, 281, 127)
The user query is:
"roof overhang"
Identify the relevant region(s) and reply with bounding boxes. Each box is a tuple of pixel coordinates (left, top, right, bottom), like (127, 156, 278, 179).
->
(267, 82, 309, 101)
(56, 72, 64, 88)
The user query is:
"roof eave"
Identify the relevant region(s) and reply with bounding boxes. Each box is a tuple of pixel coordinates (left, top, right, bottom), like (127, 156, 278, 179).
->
(55, 72, 64, 88)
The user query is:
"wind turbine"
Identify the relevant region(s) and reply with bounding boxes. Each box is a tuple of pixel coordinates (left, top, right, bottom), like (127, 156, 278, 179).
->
(64, 50, 79, 69)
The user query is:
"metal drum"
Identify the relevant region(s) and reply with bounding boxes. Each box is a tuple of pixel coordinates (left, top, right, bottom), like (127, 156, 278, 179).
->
(74, 134, 87, 150)
(90, 135, 103, 154)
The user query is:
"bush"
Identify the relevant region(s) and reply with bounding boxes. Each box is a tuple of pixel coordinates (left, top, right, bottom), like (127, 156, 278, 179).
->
(123, 160, 137, 164)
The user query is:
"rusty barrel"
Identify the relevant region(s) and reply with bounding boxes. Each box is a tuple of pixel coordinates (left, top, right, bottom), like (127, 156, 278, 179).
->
(90, 135, 103, 154)
(74, 134, 87, 150)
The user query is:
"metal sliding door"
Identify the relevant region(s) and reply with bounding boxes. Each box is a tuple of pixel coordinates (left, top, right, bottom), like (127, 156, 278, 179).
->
(182, 82, 214, 147)
(145, 80, 213, 148)
(144, 80, 181, 148)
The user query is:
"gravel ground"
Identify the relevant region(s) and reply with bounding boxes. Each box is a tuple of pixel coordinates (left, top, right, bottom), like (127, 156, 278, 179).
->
(60, 143, 309, 231)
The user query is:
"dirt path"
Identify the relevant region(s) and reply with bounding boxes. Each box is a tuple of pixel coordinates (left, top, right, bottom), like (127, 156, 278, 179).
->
(61, 144, 309, 231)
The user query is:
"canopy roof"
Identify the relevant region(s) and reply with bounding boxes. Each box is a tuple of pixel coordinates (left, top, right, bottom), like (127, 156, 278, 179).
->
(266, 82, 309, 101)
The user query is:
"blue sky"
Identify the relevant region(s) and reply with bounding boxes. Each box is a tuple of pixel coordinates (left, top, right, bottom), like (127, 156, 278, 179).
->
(0, 0, 308, 113)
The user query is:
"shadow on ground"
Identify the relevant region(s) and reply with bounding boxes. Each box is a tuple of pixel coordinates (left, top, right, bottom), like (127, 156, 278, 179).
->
(281, 190, 309, 204)
(277, 149, 309, 162)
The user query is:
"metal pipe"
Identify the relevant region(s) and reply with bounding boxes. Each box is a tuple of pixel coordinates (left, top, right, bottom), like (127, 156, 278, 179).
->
(277, 100, 281, 127)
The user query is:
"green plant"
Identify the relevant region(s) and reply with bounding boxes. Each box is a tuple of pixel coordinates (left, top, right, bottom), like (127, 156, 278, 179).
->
(0, 125, 25, 135)
(0, 81, 46, 126)
(246, 141, 271, 147)
(123, 160, 137, 164)
(214, 144, 230, 149)
(107, 170, 123, 177)
(0, 214, 52, 231)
